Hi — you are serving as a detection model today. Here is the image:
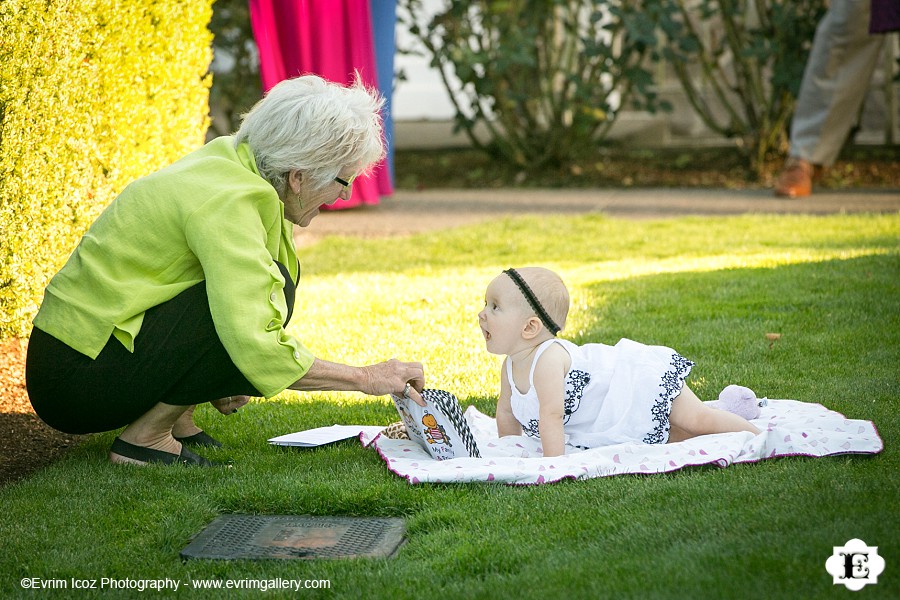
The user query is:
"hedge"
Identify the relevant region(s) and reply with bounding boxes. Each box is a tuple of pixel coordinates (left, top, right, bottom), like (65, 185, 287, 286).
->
(0, 0, 214, 339)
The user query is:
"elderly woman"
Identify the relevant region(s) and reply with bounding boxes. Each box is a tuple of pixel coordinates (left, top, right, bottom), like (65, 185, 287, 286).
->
(25, 75, 424, 466)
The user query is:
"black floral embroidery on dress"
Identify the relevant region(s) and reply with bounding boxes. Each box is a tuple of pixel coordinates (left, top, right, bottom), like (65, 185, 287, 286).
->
(523, 418, 541, 438)
(643, 353, 694, 444)
(520, 369, 590, 437)
(563, 370, 591, 424)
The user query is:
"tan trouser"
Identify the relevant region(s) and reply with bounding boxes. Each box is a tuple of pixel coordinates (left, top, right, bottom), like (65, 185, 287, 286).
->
(790, 0, 885, 166)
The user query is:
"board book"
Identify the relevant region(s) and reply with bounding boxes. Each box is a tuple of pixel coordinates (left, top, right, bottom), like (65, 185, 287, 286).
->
(390, 388, 480, 460)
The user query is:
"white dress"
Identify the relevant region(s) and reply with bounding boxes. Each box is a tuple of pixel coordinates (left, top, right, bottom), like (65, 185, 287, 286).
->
(507, 338, 693, 448)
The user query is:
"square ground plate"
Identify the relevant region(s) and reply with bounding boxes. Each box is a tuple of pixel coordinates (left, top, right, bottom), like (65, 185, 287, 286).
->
(180, 515, 406, 560)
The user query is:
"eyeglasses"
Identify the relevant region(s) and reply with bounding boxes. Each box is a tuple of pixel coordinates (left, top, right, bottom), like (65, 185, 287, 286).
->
(334, 174, 356, 189)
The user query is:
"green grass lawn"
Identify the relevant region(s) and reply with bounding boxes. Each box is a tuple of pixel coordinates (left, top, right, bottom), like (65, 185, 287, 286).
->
(2, 213, 897, 599)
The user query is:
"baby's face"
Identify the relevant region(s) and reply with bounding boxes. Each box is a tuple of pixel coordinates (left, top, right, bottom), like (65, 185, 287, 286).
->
(478, 276, 530, 355)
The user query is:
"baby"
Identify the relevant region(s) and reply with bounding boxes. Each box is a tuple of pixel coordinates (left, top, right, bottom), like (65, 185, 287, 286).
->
(478, 267, 761, 457)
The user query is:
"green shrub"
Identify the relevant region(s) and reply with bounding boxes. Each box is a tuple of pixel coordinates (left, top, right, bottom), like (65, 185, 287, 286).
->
(399, 0, 667, 168)
(616, 0, 826, 176)
(0, 0, 213, 339)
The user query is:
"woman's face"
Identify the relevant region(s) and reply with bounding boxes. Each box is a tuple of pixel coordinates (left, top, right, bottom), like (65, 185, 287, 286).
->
(283, 168, 354, 227)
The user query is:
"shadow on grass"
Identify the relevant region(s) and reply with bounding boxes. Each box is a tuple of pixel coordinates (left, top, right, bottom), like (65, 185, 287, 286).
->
(569, 253, 898, 423)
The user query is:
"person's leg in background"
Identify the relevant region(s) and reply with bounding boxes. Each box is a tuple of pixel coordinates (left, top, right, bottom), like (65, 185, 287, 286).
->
(775, 0, 884, 198)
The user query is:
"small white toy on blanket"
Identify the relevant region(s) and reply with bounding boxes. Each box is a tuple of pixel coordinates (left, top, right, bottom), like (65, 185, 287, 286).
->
(707, 384, 767, 420)
(362, 398, 882, 485)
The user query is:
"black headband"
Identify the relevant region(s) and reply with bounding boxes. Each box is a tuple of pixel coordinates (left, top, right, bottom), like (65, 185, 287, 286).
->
(503, 268, 561, 336)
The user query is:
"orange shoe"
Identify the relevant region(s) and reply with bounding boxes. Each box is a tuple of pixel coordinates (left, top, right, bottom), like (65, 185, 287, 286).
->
(774, 158, 814, 198)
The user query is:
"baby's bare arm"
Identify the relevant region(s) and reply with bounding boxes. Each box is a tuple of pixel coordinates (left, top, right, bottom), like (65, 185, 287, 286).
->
(533, 344, 570, 457)
(496, 359, 522, 437)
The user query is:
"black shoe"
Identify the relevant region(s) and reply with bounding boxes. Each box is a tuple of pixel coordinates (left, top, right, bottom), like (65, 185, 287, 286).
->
(173, 431, 223, 448)
(110, 437, 218, 467)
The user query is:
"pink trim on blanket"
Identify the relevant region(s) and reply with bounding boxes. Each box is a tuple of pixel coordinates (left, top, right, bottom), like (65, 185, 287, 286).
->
(361, 401, 882, 486)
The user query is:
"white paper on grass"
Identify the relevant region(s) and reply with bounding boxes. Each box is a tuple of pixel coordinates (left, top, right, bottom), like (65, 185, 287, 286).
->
(268, 425, 385, 447)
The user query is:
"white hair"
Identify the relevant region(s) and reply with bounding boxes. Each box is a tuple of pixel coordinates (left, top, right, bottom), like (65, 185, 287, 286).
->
(233, 74, 386, 196)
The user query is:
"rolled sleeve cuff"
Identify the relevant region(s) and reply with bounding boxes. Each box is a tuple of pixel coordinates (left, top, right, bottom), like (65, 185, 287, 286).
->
(251, 339, 315, 398)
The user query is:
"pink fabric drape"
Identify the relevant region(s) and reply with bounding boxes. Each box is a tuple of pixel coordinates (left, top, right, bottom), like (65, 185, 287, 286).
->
(249, 0, 392, 209)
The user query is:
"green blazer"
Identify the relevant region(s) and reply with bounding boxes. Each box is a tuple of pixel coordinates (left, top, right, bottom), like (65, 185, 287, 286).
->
(33, 136, 314, 397)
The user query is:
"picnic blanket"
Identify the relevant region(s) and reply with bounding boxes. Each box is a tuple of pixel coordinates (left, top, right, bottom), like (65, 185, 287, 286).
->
(360, 400, 882, 485)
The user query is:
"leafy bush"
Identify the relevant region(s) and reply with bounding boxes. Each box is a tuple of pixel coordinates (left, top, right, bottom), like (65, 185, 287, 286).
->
(401, 0, 827, 177)
(0, 0, 213, 339)
(616, 0, 826, 175)
(399, 0, 668, 168)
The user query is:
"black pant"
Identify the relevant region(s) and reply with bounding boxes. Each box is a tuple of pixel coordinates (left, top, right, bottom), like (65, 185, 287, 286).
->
(26, 262, 296, 434)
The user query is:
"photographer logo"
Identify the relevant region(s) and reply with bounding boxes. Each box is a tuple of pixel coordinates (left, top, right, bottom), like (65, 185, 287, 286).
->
(825, 539, 884, 591)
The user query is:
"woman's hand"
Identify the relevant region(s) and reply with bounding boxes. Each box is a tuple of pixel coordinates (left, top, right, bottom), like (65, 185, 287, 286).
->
(289, 358, 426, 406)
(211, 395, 250, 415)
(360, 359, 426, 406)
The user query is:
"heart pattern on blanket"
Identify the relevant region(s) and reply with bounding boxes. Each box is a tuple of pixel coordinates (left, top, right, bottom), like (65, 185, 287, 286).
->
(361, 400, 883, 485)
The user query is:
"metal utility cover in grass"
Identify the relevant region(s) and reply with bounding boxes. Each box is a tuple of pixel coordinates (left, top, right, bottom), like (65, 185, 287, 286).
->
(180, 515, 406, 560)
